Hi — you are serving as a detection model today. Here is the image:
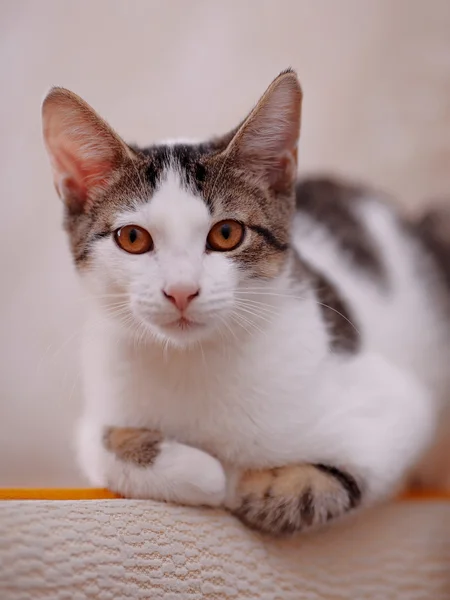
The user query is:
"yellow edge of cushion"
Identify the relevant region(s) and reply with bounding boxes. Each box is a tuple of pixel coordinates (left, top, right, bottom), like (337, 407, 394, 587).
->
(0, 488, 449, 501)
(0, 488, 120, 500)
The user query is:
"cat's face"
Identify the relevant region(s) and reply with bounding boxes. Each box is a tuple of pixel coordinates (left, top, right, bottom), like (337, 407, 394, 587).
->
(42, 71, 302, 346)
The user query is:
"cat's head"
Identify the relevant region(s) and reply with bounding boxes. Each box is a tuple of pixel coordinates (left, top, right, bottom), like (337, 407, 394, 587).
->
(42, 70, 302, 347)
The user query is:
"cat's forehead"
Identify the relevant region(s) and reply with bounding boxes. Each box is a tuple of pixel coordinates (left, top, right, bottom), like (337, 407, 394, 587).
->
(133, 140, 262, 221)
(119, 167, 210, 238)
(137, 140, 217, 197)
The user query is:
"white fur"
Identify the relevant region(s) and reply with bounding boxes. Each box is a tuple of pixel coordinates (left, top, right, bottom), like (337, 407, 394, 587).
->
(76, 167, 449, 507)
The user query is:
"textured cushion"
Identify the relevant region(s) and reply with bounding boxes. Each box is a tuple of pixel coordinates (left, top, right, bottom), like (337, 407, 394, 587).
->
(1, 498, 449, 599)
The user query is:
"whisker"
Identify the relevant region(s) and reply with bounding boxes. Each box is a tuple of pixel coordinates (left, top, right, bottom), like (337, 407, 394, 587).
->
(234, 299, 281, 317)
(36, 327, 82, 374)
(76, 292, 129, 301)
(197, 340, 207, 370)
(217, 314, 239, 343)
(235, 290, 308, 301)
(163, 337, 170, 363)
(231, 310, 266, 336)
(235, 304, 275, 326)
(235, 289, 360, 335)
(229, 312, 253, 337)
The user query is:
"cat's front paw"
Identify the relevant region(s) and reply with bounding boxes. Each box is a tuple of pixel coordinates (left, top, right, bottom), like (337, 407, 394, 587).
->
(230, 463, 362, 536)
(101, 426, 226, 507)
(158, 442, 227, 507)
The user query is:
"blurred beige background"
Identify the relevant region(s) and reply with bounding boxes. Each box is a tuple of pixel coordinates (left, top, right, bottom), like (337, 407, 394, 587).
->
(1, 0, 450, 486)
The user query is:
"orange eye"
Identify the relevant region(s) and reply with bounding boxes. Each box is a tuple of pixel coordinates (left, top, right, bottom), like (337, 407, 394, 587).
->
(206, 220, 245, 252)
(114, 225, 153, 254)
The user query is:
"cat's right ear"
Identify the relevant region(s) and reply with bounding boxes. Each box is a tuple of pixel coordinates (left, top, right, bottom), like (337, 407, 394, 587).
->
(42, 87, 134, 214)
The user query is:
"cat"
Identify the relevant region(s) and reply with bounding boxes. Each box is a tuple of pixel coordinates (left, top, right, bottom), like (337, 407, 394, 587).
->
(42, 69, 450, 535)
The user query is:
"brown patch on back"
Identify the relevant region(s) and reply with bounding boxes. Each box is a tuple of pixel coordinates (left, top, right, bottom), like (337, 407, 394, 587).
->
(103, 427, 162, 466)
(295, 177, 388, 286)
(414, 204, 450, 291)
(231, 463, 362, 536)
(310, 265, 360, 353)
(292, 254, 360, 353)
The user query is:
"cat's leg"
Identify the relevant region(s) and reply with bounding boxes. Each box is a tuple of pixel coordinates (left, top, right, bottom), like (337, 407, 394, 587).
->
(76, 418, 226, 507)
(227, 353, 436, 535)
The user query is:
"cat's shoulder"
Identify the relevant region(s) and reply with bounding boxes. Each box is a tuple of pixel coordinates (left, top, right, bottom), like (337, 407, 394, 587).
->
(294, 175, 390, 285)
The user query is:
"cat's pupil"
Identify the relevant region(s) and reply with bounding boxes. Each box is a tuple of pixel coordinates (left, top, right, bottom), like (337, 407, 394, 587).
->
(221, 224, 231, 240)
(129, 229, 137, 244)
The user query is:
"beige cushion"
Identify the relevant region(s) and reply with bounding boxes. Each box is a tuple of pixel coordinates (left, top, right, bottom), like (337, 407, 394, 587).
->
(1, 499, 449, 599)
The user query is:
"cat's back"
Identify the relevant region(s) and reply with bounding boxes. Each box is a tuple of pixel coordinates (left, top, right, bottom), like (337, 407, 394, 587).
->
(292, 177, 450, 396)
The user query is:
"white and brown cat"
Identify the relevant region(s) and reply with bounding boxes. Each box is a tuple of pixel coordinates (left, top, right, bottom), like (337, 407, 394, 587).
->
(42, 70, 450, 535)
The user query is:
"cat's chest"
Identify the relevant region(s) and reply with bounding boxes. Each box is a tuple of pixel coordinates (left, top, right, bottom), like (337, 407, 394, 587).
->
(107, 341, 316, 466)
(89, 303, 329, 466)
(124, 354, 271, 449)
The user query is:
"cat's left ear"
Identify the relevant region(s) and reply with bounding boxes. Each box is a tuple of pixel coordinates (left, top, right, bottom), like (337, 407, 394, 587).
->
(42, 87, 134, 214)
(225, 69, 302, 192)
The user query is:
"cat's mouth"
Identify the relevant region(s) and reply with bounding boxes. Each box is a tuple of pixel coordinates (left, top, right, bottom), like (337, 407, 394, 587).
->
(163, 316, 204, 331)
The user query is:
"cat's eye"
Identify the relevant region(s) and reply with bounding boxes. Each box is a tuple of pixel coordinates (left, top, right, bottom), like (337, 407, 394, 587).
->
(114, 225, 154, 254)
(206, 220, 245, 252)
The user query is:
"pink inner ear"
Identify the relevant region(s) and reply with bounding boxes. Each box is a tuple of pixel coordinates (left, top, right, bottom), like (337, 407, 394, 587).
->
(43, 88, 126, 211)
(50, 134, 115, 209)
(267, 150, 297, 193)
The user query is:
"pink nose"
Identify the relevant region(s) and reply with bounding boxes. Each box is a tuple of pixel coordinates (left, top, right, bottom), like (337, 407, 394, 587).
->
(163, 285, 200, 311)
